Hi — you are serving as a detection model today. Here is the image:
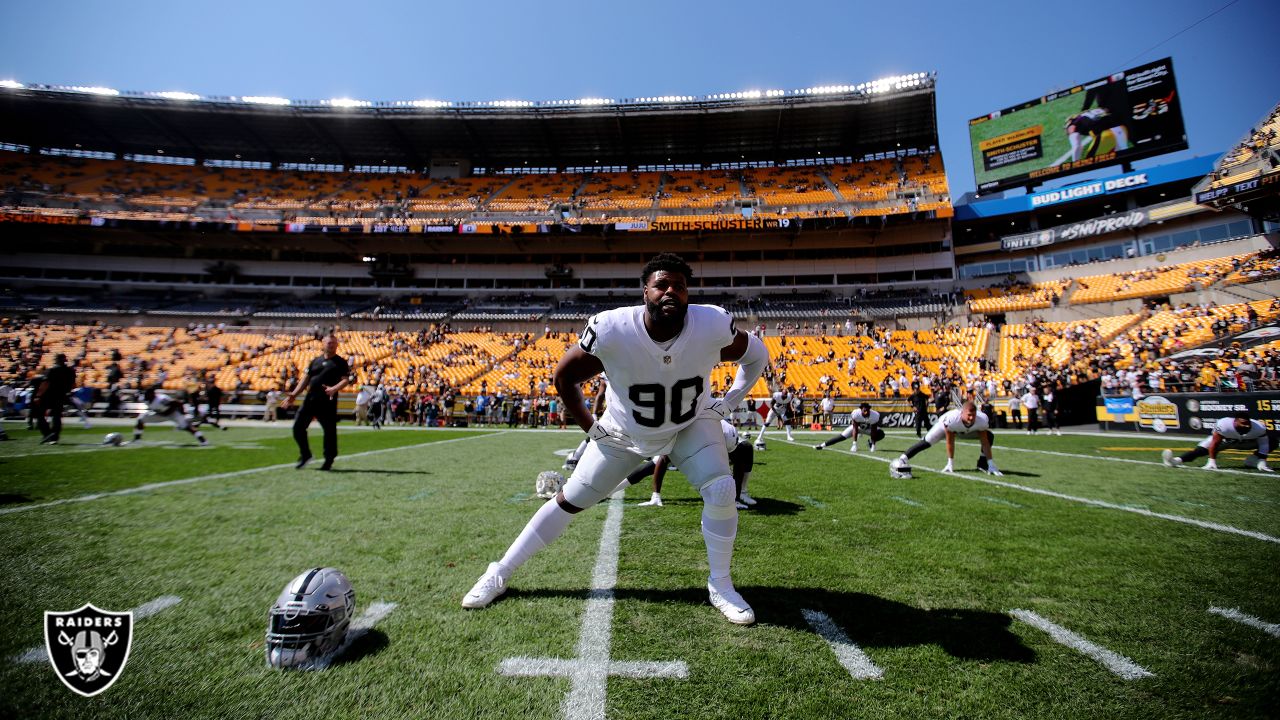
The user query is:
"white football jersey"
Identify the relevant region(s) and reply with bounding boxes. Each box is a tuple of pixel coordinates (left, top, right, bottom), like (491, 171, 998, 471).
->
(1213, 417, 1267, 441)
(581, 304, 736, 454)
(938, 408, 990, 434)
(850, 409, 881, 429)
(770, 390, 788, 415)
(147, 393, 182, 414)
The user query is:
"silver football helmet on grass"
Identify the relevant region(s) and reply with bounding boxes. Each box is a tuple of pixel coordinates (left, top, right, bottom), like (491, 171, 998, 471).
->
(102, 432, 123, 446)
(536, 470, 565, 499)
(266, 567, 355, 669)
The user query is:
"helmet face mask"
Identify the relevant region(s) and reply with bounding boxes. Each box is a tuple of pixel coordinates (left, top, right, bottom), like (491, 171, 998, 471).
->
(266, 568, 355, 669)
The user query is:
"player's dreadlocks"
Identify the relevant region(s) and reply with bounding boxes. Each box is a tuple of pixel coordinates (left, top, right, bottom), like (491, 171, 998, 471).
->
(641, 252, 694, 285)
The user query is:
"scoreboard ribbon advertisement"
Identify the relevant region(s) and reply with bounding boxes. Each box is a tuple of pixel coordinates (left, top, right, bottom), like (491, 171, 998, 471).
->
(970, 57, 1187, 193)
(1096, 392, 1280, 434)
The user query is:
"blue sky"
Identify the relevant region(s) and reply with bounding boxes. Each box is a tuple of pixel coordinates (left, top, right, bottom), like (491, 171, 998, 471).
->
(2, 0, 1276, 198)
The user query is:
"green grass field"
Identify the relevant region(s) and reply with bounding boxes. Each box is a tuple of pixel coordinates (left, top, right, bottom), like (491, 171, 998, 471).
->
(1, 421, 1277, 719)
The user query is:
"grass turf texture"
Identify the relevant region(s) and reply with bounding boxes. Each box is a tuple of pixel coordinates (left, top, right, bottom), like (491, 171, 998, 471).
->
(1, 426, 1276, 719)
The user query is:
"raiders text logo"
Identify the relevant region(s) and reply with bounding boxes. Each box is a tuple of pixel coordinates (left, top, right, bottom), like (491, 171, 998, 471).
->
(44, 604, 133, 697)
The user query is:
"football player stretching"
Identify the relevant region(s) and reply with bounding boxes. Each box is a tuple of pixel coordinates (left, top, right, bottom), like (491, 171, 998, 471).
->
(463, 253, 769, 624)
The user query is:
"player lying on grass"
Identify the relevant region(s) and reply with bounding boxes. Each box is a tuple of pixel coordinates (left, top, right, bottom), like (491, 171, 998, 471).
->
(463, 253, 769, 624)
(625, 420, 757, 509)
(1162, 415, 1275, 472)
(890, 401, 1001, 477)
(814, 402, 884, 452)
(132, 388, 212, 446)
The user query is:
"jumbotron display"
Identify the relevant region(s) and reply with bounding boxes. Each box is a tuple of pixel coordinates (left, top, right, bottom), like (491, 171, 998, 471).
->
(968, 57, 1187, 193)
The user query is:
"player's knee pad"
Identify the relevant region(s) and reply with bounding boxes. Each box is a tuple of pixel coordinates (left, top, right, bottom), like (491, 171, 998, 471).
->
(699, 475, 737, 519)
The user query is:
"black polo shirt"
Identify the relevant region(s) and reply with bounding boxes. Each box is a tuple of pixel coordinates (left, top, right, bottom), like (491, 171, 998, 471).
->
(306, 354, 351, 399)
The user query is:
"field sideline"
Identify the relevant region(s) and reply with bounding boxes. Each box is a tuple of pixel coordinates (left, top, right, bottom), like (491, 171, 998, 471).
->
(1, 421, 1277, 719)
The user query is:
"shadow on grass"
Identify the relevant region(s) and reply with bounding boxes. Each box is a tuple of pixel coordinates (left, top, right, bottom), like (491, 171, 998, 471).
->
(0, 493, 33, 505)
(744, 498, 803, 516)
(504, 586, 1035, 664)
(329, 629, 390, 667)
(323, 468, 432, 476)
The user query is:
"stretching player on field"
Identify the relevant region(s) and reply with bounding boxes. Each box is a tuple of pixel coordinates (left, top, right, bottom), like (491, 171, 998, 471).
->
(890, 401, 1001, 477)
(1162, 415, 1275, 472)
(463, 253, 769, 624)
(132, 388, 210, 446)
(753, 384, 793, 447)
(813, 402, 884, 452)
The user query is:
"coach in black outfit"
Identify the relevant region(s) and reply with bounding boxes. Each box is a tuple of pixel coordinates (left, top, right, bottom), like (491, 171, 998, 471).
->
(907, 383, 930, 438)
(36, 353, 76, 444)
(282, 335, 352, 470)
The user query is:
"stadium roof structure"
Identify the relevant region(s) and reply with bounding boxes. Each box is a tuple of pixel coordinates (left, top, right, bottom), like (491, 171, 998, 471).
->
(0, 75, 938, 170)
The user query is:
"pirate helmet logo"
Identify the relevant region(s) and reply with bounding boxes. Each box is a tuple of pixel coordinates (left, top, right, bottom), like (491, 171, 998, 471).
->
(44, 604, 133, 696)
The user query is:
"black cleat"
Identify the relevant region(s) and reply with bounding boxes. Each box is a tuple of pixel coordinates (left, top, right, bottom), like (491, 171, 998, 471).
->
(296, 455, 312, 469)
(40, 435, 58, 445)
(319, 459, 334, 471)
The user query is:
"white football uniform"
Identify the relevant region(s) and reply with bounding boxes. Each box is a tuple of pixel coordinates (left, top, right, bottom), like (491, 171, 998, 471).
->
(924, 408, 990, 445)
(562, 304, 739, 508)
(1200, 417, 1271, 454)
(140, 393, 192, 430)
(582, 304, 736, 456)
(837, 409, 881, 439)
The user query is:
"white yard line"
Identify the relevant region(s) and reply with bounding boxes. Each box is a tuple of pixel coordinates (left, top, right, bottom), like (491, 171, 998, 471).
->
(801, 608, 884, 680)
(787, 438, 1280, 544)
(497, 489, 688, 720)
(1010, 609, 1154, 680)
(14, 595, 181, 664)
(0, 432, 504, 517)
(1207, 606, 1280, 638)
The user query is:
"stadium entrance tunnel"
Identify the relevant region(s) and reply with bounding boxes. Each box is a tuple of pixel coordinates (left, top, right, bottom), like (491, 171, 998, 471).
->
(503, 586, 1035, 663)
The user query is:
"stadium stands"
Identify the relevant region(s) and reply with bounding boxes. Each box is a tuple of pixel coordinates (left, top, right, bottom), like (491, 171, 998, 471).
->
(967, 280, 1071, 314)
(1, 152, 952, 223)
(1068, 253, 1251, 304)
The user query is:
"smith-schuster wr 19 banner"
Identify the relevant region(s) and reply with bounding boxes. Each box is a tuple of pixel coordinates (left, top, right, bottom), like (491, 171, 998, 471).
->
(970, 57, 1187, 193)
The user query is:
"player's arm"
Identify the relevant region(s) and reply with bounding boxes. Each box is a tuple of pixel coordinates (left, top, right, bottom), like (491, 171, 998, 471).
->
(325, 371, 353, 398)
(282, 371, 310, 409)
(942, 430, 956, 472)
(719, 330, 768, 410)
(1207, 431, 1224, 460)
(553, 346, 605, 434)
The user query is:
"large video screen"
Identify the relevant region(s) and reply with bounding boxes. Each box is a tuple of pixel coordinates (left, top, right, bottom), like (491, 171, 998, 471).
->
(969, 57, 1187, 194)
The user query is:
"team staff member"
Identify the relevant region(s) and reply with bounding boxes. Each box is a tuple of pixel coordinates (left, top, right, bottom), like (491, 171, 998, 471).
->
(907, 384, 930, 438)
(35, 353, 76, 444)
(282, 335, 352, 471)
